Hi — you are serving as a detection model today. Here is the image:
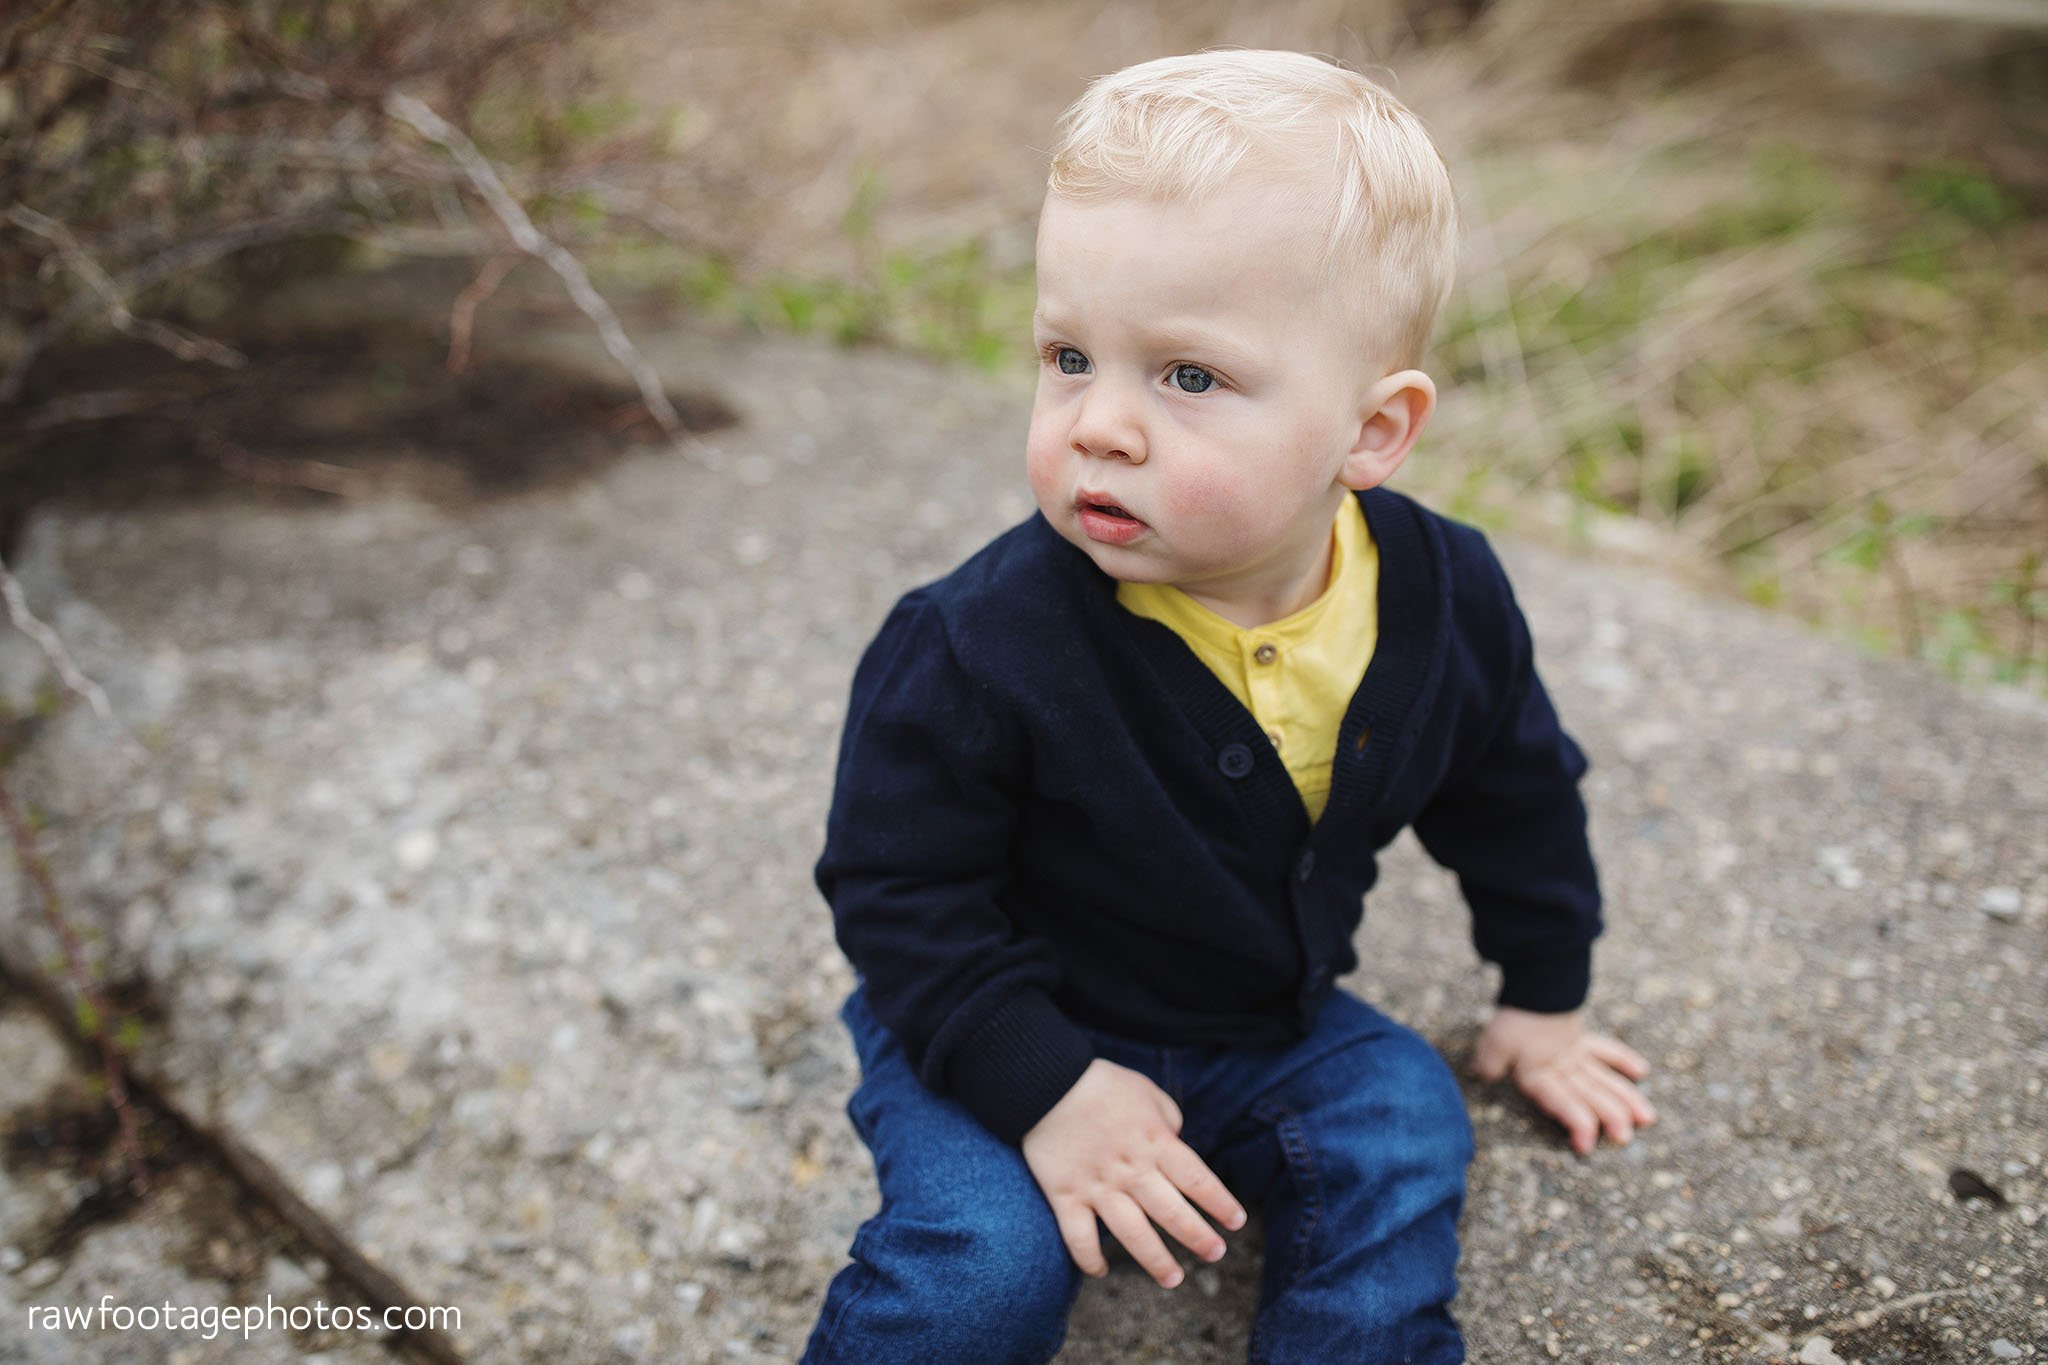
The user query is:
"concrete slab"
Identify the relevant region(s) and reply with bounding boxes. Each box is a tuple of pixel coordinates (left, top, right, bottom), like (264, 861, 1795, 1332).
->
(0, 1000, 400, 1363)
(2, 302, 2041, 1362)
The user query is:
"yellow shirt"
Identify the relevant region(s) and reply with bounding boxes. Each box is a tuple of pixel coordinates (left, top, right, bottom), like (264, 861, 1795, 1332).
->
(1117, 497, 1378, 823)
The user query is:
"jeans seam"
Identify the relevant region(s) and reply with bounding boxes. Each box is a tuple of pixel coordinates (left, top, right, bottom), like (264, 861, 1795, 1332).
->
(1246, 1097, 1320, 1365)
(807, 1226, 884, 1363)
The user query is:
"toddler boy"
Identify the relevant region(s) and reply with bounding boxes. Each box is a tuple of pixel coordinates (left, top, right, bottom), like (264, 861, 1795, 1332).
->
(801, 49, 1655, 1365)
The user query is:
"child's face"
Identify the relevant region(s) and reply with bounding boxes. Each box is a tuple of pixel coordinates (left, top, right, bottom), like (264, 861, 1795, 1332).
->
(1026, 182, 1389, 617)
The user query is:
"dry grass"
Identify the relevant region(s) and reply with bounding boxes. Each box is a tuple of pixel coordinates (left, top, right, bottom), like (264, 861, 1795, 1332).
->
(595, 0, 2047, 683)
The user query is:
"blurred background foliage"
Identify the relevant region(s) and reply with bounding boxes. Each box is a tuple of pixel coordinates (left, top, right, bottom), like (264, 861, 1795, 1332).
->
(2, 0, 2044, 687)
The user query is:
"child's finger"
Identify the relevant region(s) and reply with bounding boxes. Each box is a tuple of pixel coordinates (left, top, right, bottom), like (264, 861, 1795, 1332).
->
(1132, 1171, 1227, 1263)
(1158, 1143, 1248, 1232)
(1586, 1033, 1650, 1079)
(1577, 1056, 1653, 1125)
(1607, 1066, 1660, 1126)
(1050, 1198, 1108, 1278)
(1097, 1192, 1184, 1288)
(1521, 1068, 1598, 1156)
(1572, 1062, 1636, 1146)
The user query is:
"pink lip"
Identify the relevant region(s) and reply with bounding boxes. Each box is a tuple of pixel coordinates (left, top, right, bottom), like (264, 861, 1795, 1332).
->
(1075, 493, 1147, 547)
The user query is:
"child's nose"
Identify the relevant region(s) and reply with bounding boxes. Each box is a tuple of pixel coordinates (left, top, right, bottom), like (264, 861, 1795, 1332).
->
(1069, 382, 1147, 463)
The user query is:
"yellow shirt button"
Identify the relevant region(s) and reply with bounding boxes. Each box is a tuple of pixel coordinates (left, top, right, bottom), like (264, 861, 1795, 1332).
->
(1266, 726, 1285, 751)
(1253, 642, 1278, 665)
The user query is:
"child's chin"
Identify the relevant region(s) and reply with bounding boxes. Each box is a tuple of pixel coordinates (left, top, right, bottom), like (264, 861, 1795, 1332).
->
(1085, 548, 1169, 584)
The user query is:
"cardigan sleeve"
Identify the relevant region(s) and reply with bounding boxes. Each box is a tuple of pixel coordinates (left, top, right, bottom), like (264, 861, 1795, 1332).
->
(1410, 548, 1602, 1013)
(816, 592, 1095, 1143)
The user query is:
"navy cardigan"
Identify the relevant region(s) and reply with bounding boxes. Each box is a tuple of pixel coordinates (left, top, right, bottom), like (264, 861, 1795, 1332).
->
(816, 487, 1601, 1143)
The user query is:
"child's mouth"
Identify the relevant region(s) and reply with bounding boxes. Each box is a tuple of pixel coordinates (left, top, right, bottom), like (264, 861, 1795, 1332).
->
(1077, 500, 1147, 546)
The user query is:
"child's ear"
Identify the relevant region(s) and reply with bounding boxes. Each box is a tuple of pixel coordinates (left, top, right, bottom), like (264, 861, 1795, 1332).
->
(1339, 369, 1437, 491)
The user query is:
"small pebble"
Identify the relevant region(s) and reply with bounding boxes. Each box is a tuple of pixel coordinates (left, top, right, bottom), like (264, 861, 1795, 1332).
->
(1798, 1337, 1846, 1365)
(304, 1161, 345, 1207)
(395, 827, 439, 871)
(1980, 887, 2022, 921)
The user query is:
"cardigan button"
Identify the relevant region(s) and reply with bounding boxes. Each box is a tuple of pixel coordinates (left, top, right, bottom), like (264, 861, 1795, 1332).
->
(1295, 849, 1316, 882)
(1217, 743, 1254, 779)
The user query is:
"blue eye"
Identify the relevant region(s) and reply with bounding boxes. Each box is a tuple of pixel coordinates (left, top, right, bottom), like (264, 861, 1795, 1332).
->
(1173, 364, 1215, 393)
(1055, 347, 1088, 375)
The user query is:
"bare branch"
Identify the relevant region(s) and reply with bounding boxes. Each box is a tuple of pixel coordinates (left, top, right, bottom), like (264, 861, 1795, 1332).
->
(0, 773, 150, 1198)
(4, 204, 248, 391)
(382, 92, 713, 463)
(0, 208, 360, 407)
(0, 557, 147, 764)
(447, 248, 521, 375)
(200, 432, 378, 499)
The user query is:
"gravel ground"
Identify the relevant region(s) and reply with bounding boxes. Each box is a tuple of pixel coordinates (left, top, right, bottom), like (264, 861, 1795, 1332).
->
(0, 1003, 397, 1365)
(1, 290, 2043, 1363)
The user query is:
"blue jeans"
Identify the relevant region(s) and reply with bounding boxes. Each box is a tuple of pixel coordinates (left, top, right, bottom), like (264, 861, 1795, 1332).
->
(801, 986, 1472, 1365)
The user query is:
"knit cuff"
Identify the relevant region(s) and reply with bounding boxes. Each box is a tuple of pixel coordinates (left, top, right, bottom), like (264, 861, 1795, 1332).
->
(943, 989, 1096, 1144)
(1495, 948, 1593, 1014)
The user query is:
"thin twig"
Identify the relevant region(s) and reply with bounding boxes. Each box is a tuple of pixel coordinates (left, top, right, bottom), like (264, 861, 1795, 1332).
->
(1816, 1286, 1975, 1338)
(0, 948, 469, 1365)
(382, 92, 710, 462)
(0, 558, 147, 764)
(0, 774, 149, 1198)
(4, 205, 249, 373)
(0, 209, 360, 408)
(446, 249, 520, 374)
(199, 431, 377, 499)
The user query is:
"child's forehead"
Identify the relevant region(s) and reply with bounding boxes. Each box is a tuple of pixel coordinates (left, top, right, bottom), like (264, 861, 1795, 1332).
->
(1033, 186, 1336, 305)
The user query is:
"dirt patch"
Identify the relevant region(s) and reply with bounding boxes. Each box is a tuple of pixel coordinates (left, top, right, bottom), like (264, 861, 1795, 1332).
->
(1, 312, 737, 559)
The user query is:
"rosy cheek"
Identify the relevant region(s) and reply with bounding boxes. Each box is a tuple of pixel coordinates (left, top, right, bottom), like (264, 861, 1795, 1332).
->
(1024, 422, 1063, 504)
(1159, 467, 1253, 543)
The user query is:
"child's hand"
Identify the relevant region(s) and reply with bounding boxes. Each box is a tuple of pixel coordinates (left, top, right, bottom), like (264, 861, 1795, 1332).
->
(1020, 1058, 1247, 1288)
(1473, 1006, 1657, 1156)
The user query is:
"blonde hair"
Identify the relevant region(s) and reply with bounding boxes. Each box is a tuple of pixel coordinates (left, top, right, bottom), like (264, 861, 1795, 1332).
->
(1047, 49, 1460, 370)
